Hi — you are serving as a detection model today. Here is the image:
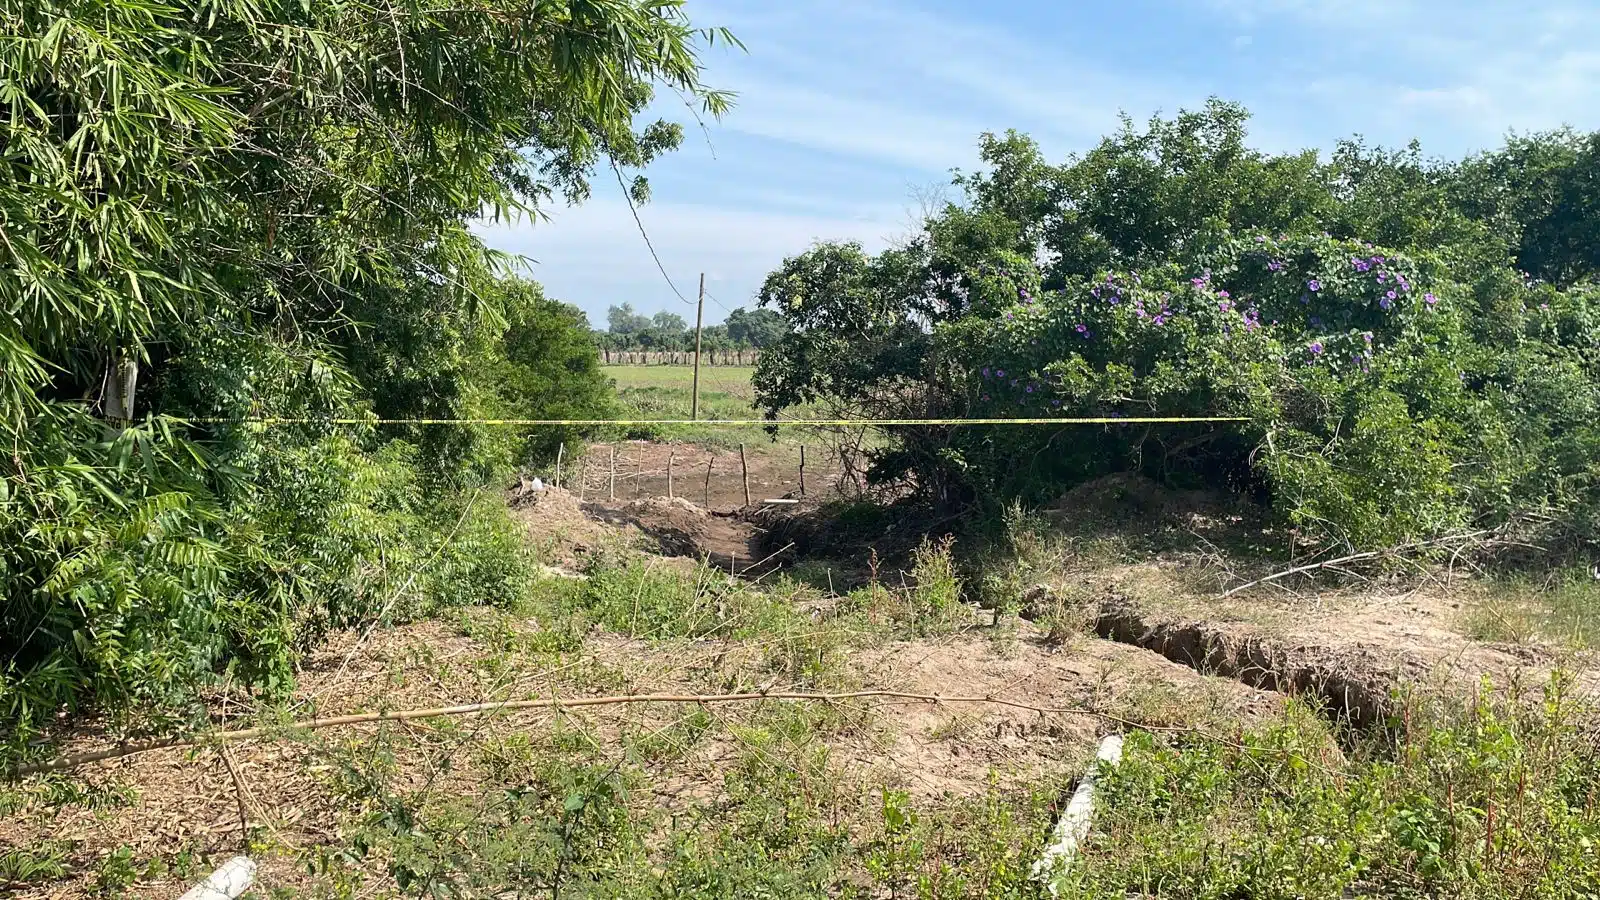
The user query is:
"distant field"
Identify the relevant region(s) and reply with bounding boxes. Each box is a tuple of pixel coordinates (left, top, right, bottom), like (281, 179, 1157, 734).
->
(603, 365, 756, 392)
(603, 365, 796, 448)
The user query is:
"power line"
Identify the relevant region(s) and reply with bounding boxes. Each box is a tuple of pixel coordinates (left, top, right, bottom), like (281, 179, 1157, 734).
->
(610, 159, 695, 307)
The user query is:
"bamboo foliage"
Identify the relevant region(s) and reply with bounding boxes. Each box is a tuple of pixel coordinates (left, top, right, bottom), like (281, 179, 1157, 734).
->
(0, 0, 734, 760)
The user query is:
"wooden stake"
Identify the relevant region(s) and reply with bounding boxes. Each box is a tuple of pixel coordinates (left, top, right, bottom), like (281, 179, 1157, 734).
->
(667, 450, 676, 499)
(799, 444, 807, 497)
(704, 453, 714, 507)
(555, 443, 564, 489)
(608, 445, 617, 501)
(691, 272, 705, 421)
(739, 443, 751, 508)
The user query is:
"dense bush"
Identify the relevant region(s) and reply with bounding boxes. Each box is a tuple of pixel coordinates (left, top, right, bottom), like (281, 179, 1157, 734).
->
(0, 0, 729, 760)
(753, 101, 1600, 555)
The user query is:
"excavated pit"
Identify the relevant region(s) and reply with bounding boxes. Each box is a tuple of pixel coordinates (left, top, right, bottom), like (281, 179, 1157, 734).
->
(1093, 599, 1409, 730)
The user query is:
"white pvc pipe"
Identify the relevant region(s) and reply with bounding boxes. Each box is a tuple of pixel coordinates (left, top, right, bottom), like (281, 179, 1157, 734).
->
(1032, 734, 1123, 894)
(177, 856, 256, 900)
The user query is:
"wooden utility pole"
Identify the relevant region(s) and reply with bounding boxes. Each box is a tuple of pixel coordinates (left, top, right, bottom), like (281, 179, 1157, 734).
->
(691, 272, 705, 421)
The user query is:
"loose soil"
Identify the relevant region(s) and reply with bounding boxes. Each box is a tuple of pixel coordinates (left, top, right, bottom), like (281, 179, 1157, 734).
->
(8, 446, 1598, 898)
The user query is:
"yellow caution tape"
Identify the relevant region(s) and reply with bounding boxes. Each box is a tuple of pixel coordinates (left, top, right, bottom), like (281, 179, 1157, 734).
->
(187, 416, 1249, 427)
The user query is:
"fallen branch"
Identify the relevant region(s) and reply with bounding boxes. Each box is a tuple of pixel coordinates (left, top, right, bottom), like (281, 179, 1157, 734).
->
(1219, 529, 1495, 599)
(1218, 549, 1381, 598)
(16, 689, 1150, 776)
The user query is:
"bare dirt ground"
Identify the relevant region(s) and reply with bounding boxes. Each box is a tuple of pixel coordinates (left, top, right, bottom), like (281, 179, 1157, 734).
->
(8, 448, 1597, 898)
(567, 440, 854, 513)
(3, 618, 1285, 899)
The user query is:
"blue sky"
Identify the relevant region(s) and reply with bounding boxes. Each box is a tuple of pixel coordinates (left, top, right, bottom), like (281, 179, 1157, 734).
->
(478, 0, 1600, 327)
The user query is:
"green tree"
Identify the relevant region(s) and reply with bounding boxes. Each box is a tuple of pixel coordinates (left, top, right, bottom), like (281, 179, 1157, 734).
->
(607, 303, 654, 334)
(753, 101, 1600, 552)
(0, 0, 736, 758)
(724, 306, 790, 348)
(651, 310, 689, 334)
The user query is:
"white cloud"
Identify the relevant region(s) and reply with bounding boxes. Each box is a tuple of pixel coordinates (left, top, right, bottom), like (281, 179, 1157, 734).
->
(478, 196, 901, 323)
(1202, 0, 1600, 148)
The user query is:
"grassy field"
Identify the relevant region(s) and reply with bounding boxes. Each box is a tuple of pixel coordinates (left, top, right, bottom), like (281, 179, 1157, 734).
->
(604, 365, 757, 392)
(603, 365, 816, 448)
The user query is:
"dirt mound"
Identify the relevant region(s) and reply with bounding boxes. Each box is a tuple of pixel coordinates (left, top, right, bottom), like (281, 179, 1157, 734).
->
(508, 486, 619, 568)
(584, 496, 768, 573)
(838, 630, 1286, 800)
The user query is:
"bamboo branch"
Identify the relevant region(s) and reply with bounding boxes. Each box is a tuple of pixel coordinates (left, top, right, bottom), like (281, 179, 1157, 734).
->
(17, 689, 1151, 776)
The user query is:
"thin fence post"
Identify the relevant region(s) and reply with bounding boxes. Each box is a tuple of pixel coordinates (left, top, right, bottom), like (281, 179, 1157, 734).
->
(555, 443, 564, 490)
(608, 445, 617, 501)
(691, 273, 704, 421)
(635, 454, 643, 498)
(739, 443, 751, 508)
(704, 453, 714, 507)
(667, 450, 676, 499)
(799, 444, 807, 498)
(577, 458, 587, 501)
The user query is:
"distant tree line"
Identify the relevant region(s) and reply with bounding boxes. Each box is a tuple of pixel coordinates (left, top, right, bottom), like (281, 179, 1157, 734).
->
(594, 302, 787, 353)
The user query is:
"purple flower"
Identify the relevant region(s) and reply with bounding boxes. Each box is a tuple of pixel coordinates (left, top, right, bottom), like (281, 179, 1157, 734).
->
(1051, 399, 1062, 408)
(1309, 341, 1325, 356)
(981, 367, 991, 378)
(1424, 293, 1438, 306)
(1379, 297, 1393, 311)
(996, 369, 1006, 377)
(1376, 273, 1387, 283)
(1218, 300, 1232, 312)
(1268, 260, 1283, 272)
(1308, 279, 1322, 292)
(1217, 290, 1230, 299)
(1362, 331, 1373, 343)
(1026, 385, 1034, 393)
(1191, 277, 1208, 288)
(1075, 323, 1087, 333)
(1256, 235, 1267, 242)
(1386, 290, 1397, 300)
(1354, 260, 1371, 272)
(1004, 312, 1014, 319)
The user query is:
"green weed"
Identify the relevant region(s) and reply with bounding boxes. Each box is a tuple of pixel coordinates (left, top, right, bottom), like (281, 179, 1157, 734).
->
(1465, 568, 1600, 649)
(1057, 680, 1600, 898)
